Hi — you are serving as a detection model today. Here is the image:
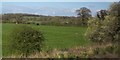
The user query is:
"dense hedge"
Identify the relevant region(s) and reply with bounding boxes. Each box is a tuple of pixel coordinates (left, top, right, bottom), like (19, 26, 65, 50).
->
(10, 25, 44, 57)
(85, 2, 120, 44)
(85, 2, 120, 57)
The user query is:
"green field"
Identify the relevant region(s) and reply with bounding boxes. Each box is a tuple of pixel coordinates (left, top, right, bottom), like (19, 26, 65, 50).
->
(2, 23, 91, 56)
(0, 23, 2, 58)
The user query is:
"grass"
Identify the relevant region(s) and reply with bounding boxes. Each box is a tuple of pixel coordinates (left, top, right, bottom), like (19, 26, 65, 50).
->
(0, 23, 2, 58)
(2, 23, 92, 56)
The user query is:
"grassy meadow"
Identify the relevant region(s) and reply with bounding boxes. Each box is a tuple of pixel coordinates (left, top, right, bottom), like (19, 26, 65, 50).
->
(1, 2, 120, 58)
(2, 23, 91, 56)
(0, 23, 2, 57)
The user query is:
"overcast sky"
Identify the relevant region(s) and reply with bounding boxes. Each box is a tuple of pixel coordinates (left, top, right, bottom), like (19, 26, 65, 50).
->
(2, 2, 113, 16)
(0, 2, 115, 16)
(1, 0, 119, 16)
(1, 0, 119, 2)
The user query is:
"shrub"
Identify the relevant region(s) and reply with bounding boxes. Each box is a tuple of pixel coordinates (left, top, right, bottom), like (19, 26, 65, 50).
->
(10, 25, 44, 57)
(92, 44, 120, 57)
(85, 2, 120, 57)
(85, 18, 103, 43)
(85, 2, 120, 44)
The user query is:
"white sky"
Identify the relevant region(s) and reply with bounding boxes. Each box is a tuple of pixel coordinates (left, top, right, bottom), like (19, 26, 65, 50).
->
(1, 0, 119, 2)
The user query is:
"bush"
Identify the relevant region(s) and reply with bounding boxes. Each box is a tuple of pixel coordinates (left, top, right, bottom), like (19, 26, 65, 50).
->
(86, 16, 120, 44)
(10, 25, 44, 57)
(85, 2, 120, 57)
(85, 18, 103, 43)
(85, 2, 120, 44)
(92, 44, 120, 57)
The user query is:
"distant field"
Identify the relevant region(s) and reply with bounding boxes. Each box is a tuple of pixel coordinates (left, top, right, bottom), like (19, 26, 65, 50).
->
(2, 23, 92, 56)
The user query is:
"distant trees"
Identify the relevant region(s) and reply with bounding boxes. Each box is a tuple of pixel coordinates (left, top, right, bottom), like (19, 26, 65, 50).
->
(2, 7, 93, 26)
(2, 14, 87, 26)
(13, 14, 23, 24)
(76, 7, 92, 25)
(2, 13, 23, 24)
(76, 7, 91, 18)
(97, 10, 108, 20)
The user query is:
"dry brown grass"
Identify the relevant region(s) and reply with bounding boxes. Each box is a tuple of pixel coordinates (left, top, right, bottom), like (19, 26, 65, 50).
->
(5, 43, 119, 58)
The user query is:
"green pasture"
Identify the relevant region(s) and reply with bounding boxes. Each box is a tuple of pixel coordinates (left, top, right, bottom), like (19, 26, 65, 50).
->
(2, 23, 91, 56)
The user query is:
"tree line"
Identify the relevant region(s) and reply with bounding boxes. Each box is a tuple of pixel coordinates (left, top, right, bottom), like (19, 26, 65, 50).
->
(2, 6, 108, 26)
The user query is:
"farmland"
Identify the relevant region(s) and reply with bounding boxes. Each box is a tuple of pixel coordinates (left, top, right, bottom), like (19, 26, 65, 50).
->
(0, 23, 2, 58)
(1, 2, 120, 58)
(2, 23, 91, 56)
